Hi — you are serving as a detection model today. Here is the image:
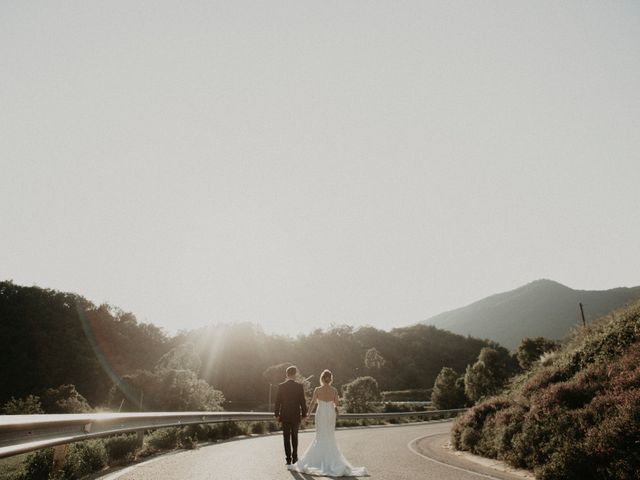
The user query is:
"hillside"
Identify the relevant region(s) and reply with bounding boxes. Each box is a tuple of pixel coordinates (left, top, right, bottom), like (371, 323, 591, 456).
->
(423, 279, 640, 349)
(451, 299, 640, 479)
(0, 280, 499, 410)
(0, 281, 171, 406)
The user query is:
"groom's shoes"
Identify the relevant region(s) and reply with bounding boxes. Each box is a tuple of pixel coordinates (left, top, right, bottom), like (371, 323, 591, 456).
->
(286, 458, 292, 465)
(292, 457, 298, 464)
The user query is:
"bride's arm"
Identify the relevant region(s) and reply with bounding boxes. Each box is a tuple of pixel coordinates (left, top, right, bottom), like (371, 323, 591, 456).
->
(333, 387, 340, 410)
(307, 388, 318, 418)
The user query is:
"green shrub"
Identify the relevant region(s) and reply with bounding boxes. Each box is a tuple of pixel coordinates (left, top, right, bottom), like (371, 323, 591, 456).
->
(342, 376, 381, 413)
(451, 396, 512, 451)
(61, 440, 107, 479)
(382, 402, 412, 413)
(491, 402, 527, 467)
(336, 419, 359, 428)
(177, 426, 200, 449)
(219, 422, 247, 438)
(22, 449, 53, 480)
(103, 434, 139, 463)
(250, 422, 265, 434)
(203, 424, 222, 441)
(146, 428, 179, 451)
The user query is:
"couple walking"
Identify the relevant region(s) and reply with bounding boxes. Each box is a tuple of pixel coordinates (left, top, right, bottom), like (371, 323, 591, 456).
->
(274, 365, 368, 477)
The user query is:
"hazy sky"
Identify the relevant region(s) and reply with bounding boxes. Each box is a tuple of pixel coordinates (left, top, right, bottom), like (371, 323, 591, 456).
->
(2, 1, 639, 335)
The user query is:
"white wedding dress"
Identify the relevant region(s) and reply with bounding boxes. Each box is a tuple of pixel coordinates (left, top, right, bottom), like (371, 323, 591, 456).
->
(288, 400, 368, 477)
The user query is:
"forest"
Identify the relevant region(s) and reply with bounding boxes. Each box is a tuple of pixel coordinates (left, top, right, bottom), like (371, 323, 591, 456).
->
(0, 281, 506, 412)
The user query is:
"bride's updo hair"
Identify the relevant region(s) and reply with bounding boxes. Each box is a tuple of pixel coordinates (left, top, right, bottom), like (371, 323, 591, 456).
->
(320, 369, 333, 385)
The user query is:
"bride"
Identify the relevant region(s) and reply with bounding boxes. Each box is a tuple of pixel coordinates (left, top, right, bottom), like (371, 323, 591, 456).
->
(288, 370, 368, 477)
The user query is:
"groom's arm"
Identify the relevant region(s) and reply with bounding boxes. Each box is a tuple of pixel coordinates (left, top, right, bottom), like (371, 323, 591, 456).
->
(274, 385, 283, 419)
(299, 384, 308, 418)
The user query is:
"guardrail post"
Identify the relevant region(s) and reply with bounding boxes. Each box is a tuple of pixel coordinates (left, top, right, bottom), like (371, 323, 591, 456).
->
(52, 444, 67, 474)
(136, 429, 144, 448)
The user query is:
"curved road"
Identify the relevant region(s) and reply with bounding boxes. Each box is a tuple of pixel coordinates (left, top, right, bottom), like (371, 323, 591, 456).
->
(98, 420, 524, 480)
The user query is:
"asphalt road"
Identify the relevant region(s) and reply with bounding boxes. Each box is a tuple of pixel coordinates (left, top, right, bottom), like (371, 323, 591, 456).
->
(97, 420, 524, 480)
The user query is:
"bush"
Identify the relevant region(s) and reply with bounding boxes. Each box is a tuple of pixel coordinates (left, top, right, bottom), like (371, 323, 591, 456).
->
(20, 442, 107, 480)
(516, 337, 559, 370)
(250, 422, 265, 434)
(176, 426, 201, 449)
(22, 449, 53, 480)
(451, 301, 640, 478)
(146, 428, 179, 451)
(103, 434, 139, 463)
(342, 376, 381, 413)
(202, 424, 222, 441)
(61, 440, 107, 479)
(382, 402, 412, 413)
(221, 421, 248, 437)
(335, 419, 359, 428)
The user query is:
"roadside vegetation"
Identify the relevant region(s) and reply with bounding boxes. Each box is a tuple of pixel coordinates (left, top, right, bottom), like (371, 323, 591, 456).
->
(0, 411, 456, 480)
(0, 421, 275, 480)
(450, 301, 640, 479)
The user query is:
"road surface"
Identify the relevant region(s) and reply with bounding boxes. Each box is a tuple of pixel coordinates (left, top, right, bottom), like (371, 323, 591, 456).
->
(97, 420, 525, 480)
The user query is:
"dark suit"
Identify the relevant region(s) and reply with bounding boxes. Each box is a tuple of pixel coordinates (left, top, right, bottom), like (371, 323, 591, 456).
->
(274, 379, 307, 463)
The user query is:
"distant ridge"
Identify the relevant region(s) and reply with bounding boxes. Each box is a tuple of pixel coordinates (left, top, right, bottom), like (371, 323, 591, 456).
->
(422, 279, 640, 349)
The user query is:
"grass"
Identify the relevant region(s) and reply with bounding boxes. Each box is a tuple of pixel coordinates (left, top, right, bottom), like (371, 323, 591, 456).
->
(0, 453, 28, 480)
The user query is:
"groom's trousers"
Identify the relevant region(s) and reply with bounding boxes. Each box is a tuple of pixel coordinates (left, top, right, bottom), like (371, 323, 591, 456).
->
(282, 421, 299, 462)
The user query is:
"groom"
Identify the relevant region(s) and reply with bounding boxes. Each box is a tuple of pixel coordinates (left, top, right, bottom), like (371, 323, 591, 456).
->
(274, 365, 307, 465)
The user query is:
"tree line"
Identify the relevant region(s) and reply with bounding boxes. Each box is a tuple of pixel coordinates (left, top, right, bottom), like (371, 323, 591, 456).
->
(1, 281, 507, 413)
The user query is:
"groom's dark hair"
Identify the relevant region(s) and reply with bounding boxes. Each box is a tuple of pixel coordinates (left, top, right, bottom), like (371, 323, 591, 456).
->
(286, 365, 297, 377)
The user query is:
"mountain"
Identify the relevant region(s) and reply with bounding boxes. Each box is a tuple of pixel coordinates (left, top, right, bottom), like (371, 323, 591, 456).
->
(422, 279, 640, 349)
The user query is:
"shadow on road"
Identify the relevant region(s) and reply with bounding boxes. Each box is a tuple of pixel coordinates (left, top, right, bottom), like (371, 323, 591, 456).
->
(288, 472, 365, 480)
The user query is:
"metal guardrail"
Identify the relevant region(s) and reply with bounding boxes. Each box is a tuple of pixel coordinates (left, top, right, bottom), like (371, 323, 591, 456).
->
(0, 408, 467, 460)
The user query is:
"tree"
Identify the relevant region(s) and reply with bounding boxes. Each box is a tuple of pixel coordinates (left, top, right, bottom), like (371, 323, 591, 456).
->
(516, 337, 559, 370)
(464, 347, 512, 402)
(156, 343, 201, 373)
(364, 348, 386, 370)
(1, 395, 44, 414)
(431, 367, 466, 409)
(464, 362, 492, 403)
(263, 363, 293, 386)
(108, 368, 224, 412)
(41, 384, 92, 413)
(0, 281, 170, 406)
(342, 376, 381, 413)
